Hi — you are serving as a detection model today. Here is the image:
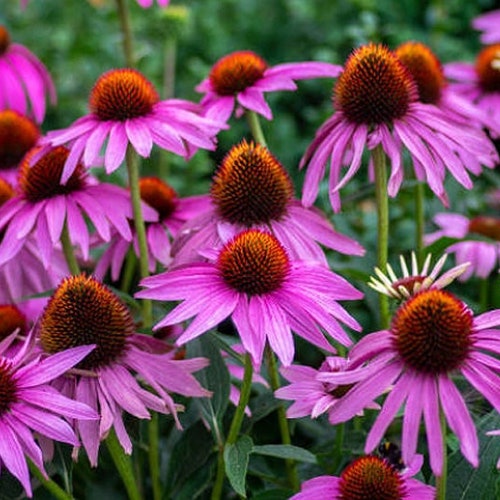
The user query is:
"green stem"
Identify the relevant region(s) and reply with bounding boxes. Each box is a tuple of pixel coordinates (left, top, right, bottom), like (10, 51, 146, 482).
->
(210, 445, 226, 500)
(245, 110, 268, 148)
(163, 37, 177, 99)
(28, 461, 74, 500)
(266, 348, 300, 491)
(436, 410, 448, 500)
(331, 422, 345, 474)
(115, 0, 135, 67)
(60, 220, 81, 276)
(148, 413, 162, 500)
(126, 146, 153, 328)
(120, 248, 137, 293)
(373, 145, 390, 330)
(106, 430, 142, 500)
(479, 277, 490, 313)
(414, 182, 425, 267)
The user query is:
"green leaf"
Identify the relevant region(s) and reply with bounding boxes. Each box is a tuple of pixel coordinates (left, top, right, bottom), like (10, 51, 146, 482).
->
(252, 444, 317, 464)
(224, 435, 254, 498)
(186, 334, 231, 439)
(447, 410, 500, 500)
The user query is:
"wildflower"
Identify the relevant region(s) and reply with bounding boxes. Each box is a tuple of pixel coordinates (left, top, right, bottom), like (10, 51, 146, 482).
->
(38, 274, 210, 466)
(425, 213, 499, 280)
(300, 43, 498, 212)
(368, 252, 469, 300)
(0, 145, 156, 267)
(472, 10, 500, 44)
(45, 68, 225, 182)
(137, 229, 363, 367)
(0, 332, 96, 497)
(290, 454, 434, 499)
(172, 140, 364, 267)
(196, 50, 342, 121)
(0, 110, 40, 186)
(320, 289, 500, 475)
(275, 356, 378, 422)
(0, 26, 56, 123)
(95, 176, 211, 280)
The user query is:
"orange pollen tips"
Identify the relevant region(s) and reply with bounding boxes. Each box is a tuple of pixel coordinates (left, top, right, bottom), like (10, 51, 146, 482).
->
(0, 110, 40, 169)
(391, 289, 473, 374)
(39, 274, 135, 371)
(19, 146, 87, 202)
(89, 68, 159, 121)
(339, 456, 406, 500)
(0, 26, 10, 55)
(218, 230, 290, 296)
(0, 178, 14, 207)
(0, 305, 27, 340)
(211, 140, 293, 226)
(335, 43, 417, 125)
(139, 177, 177, 220)
(476, 44, 500, 92)
(0, 358, 17, 415)
(209, 50, 268, 96)
(395, 41, 445, 104)
(468, 216, 500, 241)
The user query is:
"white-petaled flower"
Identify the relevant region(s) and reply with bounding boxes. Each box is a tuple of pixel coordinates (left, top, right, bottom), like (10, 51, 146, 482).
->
(368, 253, 469, 300)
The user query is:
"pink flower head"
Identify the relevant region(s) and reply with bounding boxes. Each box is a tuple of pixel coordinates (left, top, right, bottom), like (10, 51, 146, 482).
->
(172, 140, 364, 267)
(319, 289, 500, 476)
(300, 43, 498, 212)
(275, 356, 378, 422)
(137, 228, 363, 367)
(196, 50, 342, 122)
(38, 274, 211, 466)
(136, 0, 169, 7)
(44, 68, 226, 183)
(95, 176, 211, 280)
(473, 10, 500, 44)
(445, 44, 500, 132)
(0, 145, 157, 267)
(291, 454, 434, 500)
(0, 26, 56, 123)
(425, 213, 499, 280)
(0, 332, 97, 497)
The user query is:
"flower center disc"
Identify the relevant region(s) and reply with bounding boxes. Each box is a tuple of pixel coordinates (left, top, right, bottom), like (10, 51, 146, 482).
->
(39, 275, 135, 370)
(0, 305, 27, 341)
(395, 41, 445, 104)
(211, 140, 293, 226)
(218, 230, 289, 295)
(0, 26, 10, 55)
(19, 146, 86, 202)
(0, 358, 17, 415)
(209, 50, 268, 96)
(391, 289, 473, 374)
(0, 178, 14, 207)
(335, 43, 417, 124)
(89, 68, 159, 121)
(468, 216, 500, 241)
(476, 44, 500, 92)
(0, 111, 40, 169)
(339, 456, 405, 500)
(139, 177, 177, 220)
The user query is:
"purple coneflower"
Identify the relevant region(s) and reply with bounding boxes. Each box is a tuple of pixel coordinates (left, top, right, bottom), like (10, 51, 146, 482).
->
(0, 110, 40, 186)
(473, 9, 500, 44)
(38, 274, 210, 466)
(0, 332, 96, 497)
(275, 356, 378, 422)
(318, 289, 500, 475)
(196, 50, 342, 121)
(95, 176, 211, 280)
(45, 68, 225, 182)
(0, 145, 157, 267)
(425, 213, 499, 280)
(0, 26, 56, 123)
(172, 140, 364, 267)
(137, 228, 363, 367)
(368, 252, 469, 300)
(300, 43, 498, 211)
(291, 454, 434, 499)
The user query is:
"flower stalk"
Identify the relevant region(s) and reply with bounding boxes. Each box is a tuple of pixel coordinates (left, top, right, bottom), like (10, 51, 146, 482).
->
(60, 219, 81, 276)
(115, 0, 135, 67)
(246, 110, 268, 148)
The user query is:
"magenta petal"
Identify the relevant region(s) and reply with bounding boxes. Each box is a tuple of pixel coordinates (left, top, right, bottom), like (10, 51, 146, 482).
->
(105, 122, 128, 173)
(421, 376, 443, 476)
